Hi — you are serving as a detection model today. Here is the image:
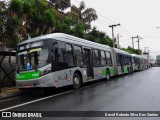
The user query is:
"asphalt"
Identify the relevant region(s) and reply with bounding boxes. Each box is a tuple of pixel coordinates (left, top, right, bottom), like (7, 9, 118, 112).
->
(0, 67, 160, 120)
(0, 67, 155, 101)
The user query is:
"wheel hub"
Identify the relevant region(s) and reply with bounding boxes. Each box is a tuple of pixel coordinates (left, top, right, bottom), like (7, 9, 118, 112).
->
(74, 77, 79, 85)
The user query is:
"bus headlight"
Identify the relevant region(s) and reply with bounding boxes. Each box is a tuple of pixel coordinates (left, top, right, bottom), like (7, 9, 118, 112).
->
(39, 68, 51, 77)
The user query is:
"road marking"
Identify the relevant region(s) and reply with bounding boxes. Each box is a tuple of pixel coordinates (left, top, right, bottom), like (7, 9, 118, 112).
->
(80, 81, 106, 89)
(0, 90, 74, 111)
(0, 80, 108, 111)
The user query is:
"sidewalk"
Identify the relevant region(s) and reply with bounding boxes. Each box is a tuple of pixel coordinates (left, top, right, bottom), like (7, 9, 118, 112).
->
(0, 86, 22, 100)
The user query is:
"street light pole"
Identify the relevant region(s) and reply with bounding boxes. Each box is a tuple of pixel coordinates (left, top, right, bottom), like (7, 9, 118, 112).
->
(109, 24, 120, 48)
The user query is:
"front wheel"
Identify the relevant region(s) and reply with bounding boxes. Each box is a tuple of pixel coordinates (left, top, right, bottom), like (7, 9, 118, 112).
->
(106, 70, 110, 80)
(73, 73, 81, 89)
(128, 67, 131, 74)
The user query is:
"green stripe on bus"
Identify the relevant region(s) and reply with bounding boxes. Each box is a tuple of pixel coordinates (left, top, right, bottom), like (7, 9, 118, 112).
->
(124, 66, 128, 73)
(16, 70, 41, 80)
(109, 67, 114, 76)
(102, 69, 106, 76)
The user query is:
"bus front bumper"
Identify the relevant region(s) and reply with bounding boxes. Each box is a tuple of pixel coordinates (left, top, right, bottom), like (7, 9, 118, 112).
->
(16, 77, 55, 88)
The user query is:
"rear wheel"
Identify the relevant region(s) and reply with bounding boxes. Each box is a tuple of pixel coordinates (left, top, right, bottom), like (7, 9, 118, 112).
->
(106, 70, 110, 80)
(73, 73, 81, 89)
(19, 88, 27, 90)
(128, 67, 131, 74)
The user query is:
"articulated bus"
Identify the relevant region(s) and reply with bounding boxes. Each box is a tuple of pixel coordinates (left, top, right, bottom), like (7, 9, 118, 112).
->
(142, 56, 149, 69)
(131, 54, 149, 71)
(16, 33, 115, 89)
(112, 48, 132, 75)
(16, 33, 136, 89)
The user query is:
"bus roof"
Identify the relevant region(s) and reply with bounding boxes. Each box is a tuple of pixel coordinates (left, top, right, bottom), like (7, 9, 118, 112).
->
(131, 54, 148, 59)
(19, 33, 111, 51)
(131, 54, 139, 57)
(114, 48, 131, 56)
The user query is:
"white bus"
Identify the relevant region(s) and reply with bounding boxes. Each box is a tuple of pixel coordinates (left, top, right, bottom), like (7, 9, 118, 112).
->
(112, 48, 132, 75)
(131, 54, 149, 71)
(16, 33, 114, 89)
(16, 33, 140, 89)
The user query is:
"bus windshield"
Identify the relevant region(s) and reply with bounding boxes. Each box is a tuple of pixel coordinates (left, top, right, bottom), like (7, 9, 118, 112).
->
(18, 48, 49, 71)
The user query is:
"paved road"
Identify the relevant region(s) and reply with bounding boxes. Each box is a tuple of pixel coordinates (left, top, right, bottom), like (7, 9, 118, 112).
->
(1, 67, 160, 120)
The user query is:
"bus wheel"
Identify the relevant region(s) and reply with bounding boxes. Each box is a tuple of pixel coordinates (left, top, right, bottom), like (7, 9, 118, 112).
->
(19, 88, 26, 90)
(73, 73, 81, 89)
(106, 70, 110, 80)
(128, 67, 131, 74)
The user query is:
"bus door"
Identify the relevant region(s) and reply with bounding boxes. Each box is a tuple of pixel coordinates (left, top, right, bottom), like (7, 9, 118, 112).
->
(84, 48, 94, 79)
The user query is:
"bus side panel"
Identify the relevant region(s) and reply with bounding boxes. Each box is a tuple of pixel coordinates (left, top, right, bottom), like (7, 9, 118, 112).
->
(93, 67, 107, 80)
(92, 66, 114, 80)
(108, 66, 114, 77)
(51, 67, 88, 87)
(65, 67, 88, 85)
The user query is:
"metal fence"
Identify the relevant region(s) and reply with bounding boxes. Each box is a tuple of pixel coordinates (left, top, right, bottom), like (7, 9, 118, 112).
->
(0, 51, 16, 93)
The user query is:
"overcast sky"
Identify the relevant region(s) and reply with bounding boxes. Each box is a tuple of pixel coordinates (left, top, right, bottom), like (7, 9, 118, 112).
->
(71, 0, 160, 59)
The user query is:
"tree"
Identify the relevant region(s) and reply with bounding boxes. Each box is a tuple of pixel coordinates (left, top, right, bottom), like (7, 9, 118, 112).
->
(72, 21, 85, 38)
(25, 0, 56, 37)
(60, 16, 72, 34)
(69, 1, 98, 31)
(1, 0, 111, 49)
(49, 0, 71, 11)
(85, 27, 113, 47)
(0, 1, 7, 43)
(1, 0, 57, 48)
(82, 8, 98, 24)
(66, 5, 80, 24)
(121, 46, 142, 54)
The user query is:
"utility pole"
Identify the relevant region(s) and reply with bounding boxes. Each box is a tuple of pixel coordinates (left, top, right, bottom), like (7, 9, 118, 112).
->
(132, 35, 143, 55)
(109, 24, 120, 48)
(136, 35, 143, 55)
(137, 35, 140, 51)
(117, 34, 122, 48)
(117, 34, 120, 48)
(131, 37, 134, 49)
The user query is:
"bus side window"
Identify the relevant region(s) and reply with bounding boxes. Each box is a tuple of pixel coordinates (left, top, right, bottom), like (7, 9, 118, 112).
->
(100, 51, 106, 66)
(74, 45, 83, 67)
(106, 51, 112, 66)
(125, 55, 127, 65)
(125, 55, 128, 65)
(65, 44, 74, 66)
(93, 49, 101, 66)
(58, 42, 65, 63)
(52, 42, 58, 62)
(116, 53, 119, 65)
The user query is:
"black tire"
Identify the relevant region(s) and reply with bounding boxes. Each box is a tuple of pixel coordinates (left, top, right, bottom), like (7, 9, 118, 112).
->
(19, 88, 27, 90)
(73, 73, 81, 89)
(130, 67, 133, 73)
(106, 70, 110, 80)
(128, 67, 131, 74)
